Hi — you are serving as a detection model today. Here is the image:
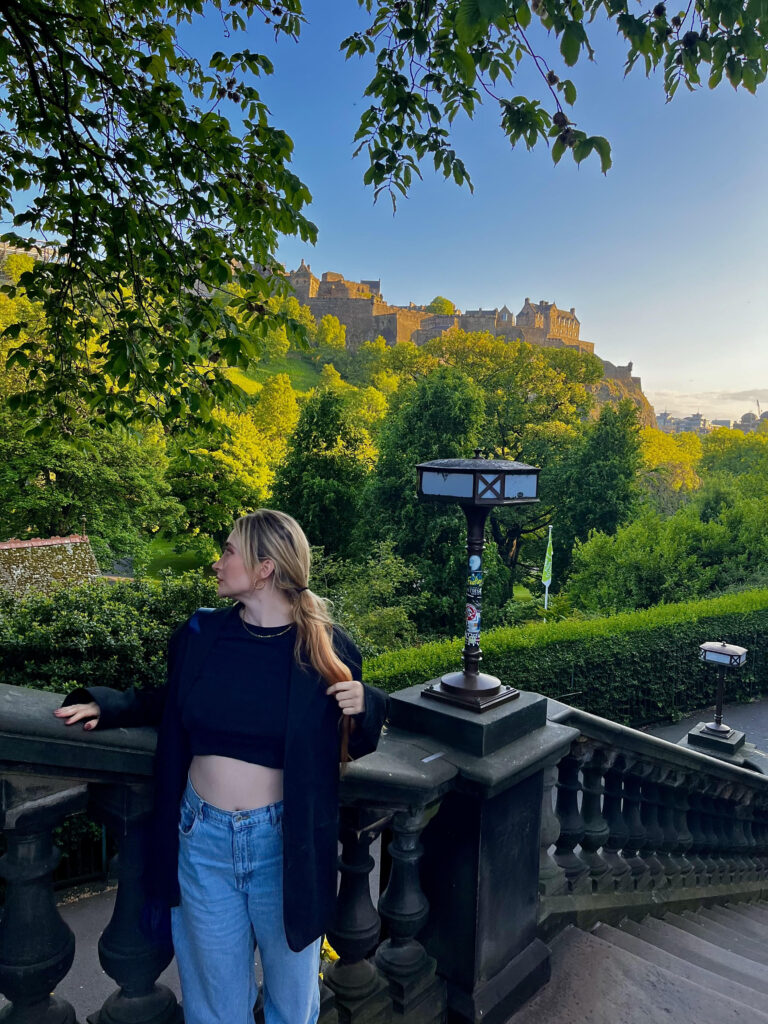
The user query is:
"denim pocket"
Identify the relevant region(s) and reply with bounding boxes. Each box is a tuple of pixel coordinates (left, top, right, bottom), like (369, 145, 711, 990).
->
(178, 797, 200, 838)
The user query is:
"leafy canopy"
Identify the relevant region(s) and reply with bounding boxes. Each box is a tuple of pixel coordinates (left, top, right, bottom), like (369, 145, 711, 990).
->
(2, 0, 766, 426)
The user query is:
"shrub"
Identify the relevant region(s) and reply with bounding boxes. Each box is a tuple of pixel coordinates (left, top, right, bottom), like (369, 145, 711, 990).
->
(0, 571, 223, 695)
(364, 589, 768, 727)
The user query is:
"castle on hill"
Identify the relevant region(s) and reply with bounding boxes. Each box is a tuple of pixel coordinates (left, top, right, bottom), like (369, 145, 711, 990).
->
(288, 262, 641, 392)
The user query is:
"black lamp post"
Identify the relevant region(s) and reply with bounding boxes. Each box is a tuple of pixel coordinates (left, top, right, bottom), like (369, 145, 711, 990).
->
(699, 640, 748, 735)
(416, 450, 540, 712)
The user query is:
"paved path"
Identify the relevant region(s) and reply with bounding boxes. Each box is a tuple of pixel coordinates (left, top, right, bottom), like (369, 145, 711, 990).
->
(644, 695, 768, 750)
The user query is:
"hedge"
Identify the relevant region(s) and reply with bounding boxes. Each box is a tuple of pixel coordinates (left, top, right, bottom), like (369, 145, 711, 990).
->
(3, 578, 768, 730)
(364, 590, 768, 727)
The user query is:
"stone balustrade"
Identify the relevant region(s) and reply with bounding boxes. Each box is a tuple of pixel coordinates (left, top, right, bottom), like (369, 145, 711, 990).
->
(4, 681, 768, 1024)
(539, 699, 768, 938)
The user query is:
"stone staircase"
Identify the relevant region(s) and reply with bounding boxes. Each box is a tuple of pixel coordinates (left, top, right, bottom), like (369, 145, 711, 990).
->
(513, 902, 768, 1023)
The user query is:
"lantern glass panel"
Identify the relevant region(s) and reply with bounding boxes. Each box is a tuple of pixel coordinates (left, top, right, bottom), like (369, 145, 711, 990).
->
(420, 470, 474, 499)
(504, 473, 539, 500)
(701, 650, 733, 666)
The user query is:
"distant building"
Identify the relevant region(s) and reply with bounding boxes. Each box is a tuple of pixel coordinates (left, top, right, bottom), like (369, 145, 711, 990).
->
(711, 419, 733, 430)
(734, 412, 761, 434)
(287, 263, 599, 357)
(655, 411, 712, 435)
(0, 535, 100, 597)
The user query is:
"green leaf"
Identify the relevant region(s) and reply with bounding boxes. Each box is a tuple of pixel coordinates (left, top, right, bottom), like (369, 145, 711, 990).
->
(516, 1, 532, 28)
(552, 137, 566, 164)
(590, 136, 612, 172)
(454, 47, 478, 86)
(455, 0, 488, 45)
(561, 24, 583, 66)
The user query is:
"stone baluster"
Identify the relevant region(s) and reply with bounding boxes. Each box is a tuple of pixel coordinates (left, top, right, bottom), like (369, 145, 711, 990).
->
(638, 772, 666, 888)
(0, 775, 87, 1024)
(755, 802, 768, 876)
(579, 746, 613, 892)
(600, 753, 632, 892)
(88, 783, 181, 1024)
(714, 791, 737, 884)
(699, 784, 722, 883)
(684, 787, 709, 885)
(654, 772, 682, 888)
(374, 804, 447, 1022)
(324, 806, 393, 1023)
(670, 772, 694, 887)
(740, 797, 759, 879)
(538, 764, 567, 897)
(553, 749, 590, 894)
(620, 762, 651, 891)
(745, 799, 765, 879)
(726, 788, 750, 883)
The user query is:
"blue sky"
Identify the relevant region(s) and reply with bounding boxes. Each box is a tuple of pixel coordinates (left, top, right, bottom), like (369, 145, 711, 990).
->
(184, 6, 767, 419)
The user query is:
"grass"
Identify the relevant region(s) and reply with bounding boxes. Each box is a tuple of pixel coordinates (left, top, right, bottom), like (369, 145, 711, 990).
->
(143, 537, 213, 578)
(227, 352, 323, 395)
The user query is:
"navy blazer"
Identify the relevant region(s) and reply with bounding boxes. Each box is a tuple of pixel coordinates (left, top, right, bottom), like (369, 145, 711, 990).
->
(63, 606, 388, 951)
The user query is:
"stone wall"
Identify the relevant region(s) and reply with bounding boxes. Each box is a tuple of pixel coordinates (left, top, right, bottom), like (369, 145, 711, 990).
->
(0, 536, 101, 597)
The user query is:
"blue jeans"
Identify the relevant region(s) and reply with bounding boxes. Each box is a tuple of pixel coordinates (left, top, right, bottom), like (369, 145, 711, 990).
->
(171, 778, 321, 1024)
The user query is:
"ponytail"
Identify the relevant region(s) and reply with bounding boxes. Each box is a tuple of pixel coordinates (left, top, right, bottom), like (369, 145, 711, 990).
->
(293, 589, 354, 764)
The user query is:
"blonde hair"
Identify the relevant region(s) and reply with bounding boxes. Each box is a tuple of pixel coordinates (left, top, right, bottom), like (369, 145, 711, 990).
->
(230, 509, 354, 762)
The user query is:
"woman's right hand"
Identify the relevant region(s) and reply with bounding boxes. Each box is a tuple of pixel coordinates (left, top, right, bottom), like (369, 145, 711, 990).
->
(54, 702, 101, 731)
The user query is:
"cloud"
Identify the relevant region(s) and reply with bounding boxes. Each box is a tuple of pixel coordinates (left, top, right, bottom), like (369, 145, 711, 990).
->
(646, 389, 768, 420)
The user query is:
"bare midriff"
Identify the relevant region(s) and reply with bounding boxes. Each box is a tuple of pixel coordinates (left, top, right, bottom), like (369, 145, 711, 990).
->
(188, 754, 284, 811)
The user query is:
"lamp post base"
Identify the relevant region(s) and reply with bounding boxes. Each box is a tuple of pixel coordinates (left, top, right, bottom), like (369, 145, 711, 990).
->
(422, 672, 520, 713)
(704, 721, 734, 736)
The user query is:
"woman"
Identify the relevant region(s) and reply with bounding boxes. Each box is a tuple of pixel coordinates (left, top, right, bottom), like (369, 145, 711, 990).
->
(54, 509, 388, 1024)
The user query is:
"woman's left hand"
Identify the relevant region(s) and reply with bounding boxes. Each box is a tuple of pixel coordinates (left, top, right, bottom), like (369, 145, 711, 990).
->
(326, 679, 365, 716)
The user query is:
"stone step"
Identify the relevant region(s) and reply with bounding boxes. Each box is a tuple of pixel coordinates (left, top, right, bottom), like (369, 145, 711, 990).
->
(618, 917, 768, 994)
(697, 905, 768, 941)
(510, 926, 766, 1024)
(726, 901, 768, 925)
(592, 922, 768, 1017)
(667, 910, 768, 964)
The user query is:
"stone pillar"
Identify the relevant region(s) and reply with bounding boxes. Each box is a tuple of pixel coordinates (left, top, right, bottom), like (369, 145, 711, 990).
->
(87, 782, 181, 1024)
(0, 773, 87, 1024)
(384, 686, 577, 1024)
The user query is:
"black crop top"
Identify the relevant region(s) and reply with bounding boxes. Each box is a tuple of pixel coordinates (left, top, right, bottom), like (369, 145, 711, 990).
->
(182, 612, 295, 769)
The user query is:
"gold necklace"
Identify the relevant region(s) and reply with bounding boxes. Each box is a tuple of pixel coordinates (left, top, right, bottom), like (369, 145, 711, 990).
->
(239, 610, 294, 640)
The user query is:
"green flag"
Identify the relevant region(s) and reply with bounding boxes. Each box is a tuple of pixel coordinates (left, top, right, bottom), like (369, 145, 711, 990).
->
(542, 527, 553, 588)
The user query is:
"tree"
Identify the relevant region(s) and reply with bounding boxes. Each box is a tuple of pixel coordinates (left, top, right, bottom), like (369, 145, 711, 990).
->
(314, 314, 347, 353)
(346, 0, 768, 196)
(272, 388, 377, 557)
(0, 420, 182, 566)
(426, 296, 456, 315)
(364, 367, 499, 632)
(639, 427, 701, 512)
(167, 409, 274, 542)
(547, 400, 642, 584)
(250, 373, 300, 443)
(3, 1, 764, 424)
